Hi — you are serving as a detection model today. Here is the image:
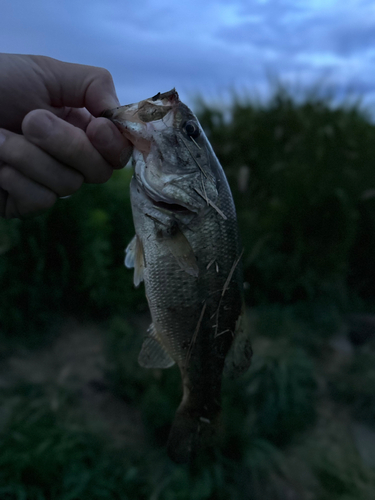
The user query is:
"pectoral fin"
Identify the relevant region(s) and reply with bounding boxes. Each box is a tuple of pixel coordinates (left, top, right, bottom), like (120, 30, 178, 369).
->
(138, 323, 175, 369)
(163, 225, 199, 277)
(125, 235, 145, 287)
(224, 307, 253, 379)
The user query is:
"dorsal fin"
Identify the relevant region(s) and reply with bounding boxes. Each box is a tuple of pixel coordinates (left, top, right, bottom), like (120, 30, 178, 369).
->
(138, 323, 175, 369)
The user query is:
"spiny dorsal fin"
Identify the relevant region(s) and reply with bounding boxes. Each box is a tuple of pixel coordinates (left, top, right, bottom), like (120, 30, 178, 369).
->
(138, 323, 175, 369)
(124, 235, 145, 287)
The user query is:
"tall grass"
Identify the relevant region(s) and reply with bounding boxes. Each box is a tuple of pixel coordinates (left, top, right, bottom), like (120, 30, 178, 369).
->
(1, 88, 375, 337)
(198, 89, 375, 306)
(0, 168, 146, 341)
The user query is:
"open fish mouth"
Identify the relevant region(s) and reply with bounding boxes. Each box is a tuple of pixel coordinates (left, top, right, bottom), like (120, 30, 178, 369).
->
(103, 89, 179, 129)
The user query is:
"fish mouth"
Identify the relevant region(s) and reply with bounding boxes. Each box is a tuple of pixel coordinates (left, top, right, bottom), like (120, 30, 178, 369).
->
(103, 92, 179, 156)
(150, 89, 180, 104)
(103, 89, 179, 127)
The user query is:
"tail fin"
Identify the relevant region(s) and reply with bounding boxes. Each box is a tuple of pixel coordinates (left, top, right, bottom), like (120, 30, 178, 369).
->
(167, 404, 220, 464)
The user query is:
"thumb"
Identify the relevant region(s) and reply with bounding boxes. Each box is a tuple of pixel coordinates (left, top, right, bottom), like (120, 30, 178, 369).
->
(33, 56, 120, 116)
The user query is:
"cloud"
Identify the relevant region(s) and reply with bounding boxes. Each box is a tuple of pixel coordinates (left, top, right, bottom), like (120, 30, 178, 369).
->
(1, 0, 375, 109)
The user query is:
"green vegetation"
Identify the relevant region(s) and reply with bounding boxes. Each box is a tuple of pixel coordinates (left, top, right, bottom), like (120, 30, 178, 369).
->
(330, 350, 375, 426)
(0, 168, 146, 343)
(198, 89, 375, 306)
(1, 88, 375, 498)
(0, 384, 147, 500)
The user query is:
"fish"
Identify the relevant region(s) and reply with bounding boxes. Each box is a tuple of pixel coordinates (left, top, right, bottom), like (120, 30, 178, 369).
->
(103, 89, 252, 463)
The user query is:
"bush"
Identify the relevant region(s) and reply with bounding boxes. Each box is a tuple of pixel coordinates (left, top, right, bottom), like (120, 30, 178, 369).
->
(198, 90, 375, 306)
(254, 300, 343, 355)
(242, 344, 316, 446)
(0, 169, 146, 339)
(329, 350, 375, 426)
(223, 342, 316, 450)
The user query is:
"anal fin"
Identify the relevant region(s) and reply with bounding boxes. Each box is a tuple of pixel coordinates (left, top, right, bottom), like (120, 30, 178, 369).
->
(138, 323, 175, 369)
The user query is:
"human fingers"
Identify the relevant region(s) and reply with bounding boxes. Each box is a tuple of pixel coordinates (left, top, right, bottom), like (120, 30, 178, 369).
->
(0, 55, 120, 133)
(41, 107, 132, 168)
(0, 164, 57, 219)
(0, 129, 84, 197)
(86, 117, 133, 169)
(46, 108, 132, 169)
(22, 109, 113, 184)
(30, 56, 120, 116)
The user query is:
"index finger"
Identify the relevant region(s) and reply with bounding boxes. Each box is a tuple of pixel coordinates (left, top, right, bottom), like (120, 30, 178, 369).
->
(22, 110, 113, 184)
(30, 56, 120, 116)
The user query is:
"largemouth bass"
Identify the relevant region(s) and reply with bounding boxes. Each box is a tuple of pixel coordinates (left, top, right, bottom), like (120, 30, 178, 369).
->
(104, 90, 252, 463)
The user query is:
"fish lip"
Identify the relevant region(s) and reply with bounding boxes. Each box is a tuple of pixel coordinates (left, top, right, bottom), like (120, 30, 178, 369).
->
(102, 89, 179, 127)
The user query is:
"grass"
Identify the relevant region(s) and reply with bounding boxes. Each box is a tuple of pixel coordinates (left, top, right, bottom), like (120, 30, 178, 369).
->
(297, 411, 375, 500)
(0, 379, 287, 500)
(0, 384, 147, 500)
(0, 308, 374, 499)
(254, 300, 344, 356)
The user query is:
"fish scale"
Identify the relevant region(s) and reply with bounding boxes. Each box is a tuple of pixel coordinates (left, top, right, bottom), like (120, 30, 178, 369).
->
(104, 89, 252, 463)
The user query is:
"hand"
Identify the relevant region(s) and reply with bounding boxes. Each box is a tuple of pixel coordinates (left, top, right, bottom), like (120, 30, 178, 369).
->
(0, 54, 132, 219)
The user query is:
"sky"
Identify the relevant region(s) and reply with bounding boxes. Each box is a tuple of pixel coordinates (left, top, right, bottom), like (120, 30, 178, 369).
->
(2, 0, 375, 112)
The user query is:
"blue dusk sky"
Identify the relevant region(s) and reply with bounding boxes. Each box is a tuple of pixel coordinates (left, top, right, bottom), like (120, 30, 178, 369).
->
(2, 0, 375, 110)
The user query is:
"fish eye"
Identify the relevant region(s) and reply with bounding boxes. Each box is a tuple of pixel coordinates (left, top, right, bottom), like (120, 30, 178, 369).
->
(184, 120, 200, 139)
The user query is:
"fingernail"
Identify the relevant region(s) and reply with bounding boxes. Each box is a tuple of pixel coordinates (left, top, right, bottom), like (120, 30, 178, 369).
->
(28, 113, 54, 140)
(0, 131, 6, 146)
(105, 96, 120, 109)
(119, 147, 133, 167)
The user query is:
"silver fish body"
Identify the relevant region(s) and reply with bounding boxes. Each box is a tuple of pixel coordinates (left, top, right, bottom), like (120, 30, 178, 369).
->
(104, 90, 252, 463)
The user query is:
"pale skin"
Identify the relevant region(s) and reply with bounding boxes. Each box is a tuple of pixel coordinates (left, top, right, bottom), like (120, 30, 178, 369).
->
(0, 53, 132, 219)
